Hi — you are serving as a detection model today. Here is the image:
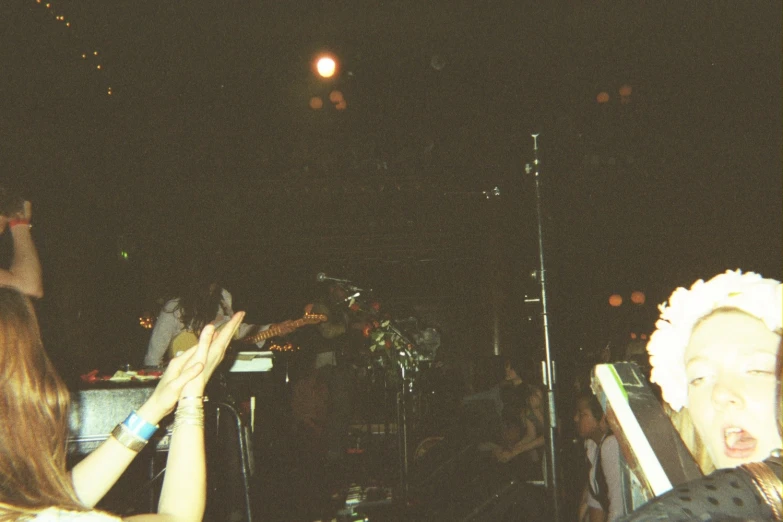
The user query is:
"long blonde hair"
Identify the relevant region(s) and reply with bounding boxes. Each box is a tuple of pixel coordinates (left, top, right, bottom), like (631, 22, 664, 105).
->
(665, 405, 715, 475)
(0, 288, 87, 519)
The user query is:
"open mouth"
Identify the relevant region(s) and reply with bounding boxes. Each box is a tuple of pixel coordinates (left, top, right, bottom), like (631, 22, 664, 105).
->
(723, 426, 757, 459)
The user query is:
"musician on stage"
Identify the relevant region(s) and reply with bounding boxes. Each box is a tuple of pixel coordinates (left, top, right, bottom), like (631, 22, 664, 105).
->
(305, 281, 367, 462)
(143, 258, 296, 367)
(0, 186, 43, 298)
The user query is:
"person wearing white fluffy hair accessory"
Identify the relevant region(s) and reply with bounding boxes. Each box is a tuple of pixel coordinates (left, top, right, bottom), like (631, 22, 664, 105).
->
(645, 269, 782, 474)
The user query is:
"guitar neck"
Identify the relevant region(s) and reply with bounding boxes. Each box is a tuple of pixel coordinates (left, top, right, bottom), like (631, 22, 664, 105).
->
(241, 317, 310, 345)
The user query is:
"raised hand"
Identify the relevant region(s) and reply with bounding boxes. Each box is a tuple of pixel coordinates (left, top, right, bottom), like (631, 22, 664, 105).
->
(140, 312, 245, 422)
(179, 311, 245, 399)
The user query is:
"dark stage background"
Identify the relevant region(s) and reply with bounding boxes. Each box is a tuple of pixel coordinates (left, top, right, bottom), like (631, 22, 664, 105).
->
(1, 1, 781, 382)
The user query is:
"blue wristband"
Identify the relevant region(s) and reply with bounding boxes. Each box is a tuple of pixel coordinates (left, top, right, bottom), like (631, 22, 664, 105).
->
(122, 411, 158, 441)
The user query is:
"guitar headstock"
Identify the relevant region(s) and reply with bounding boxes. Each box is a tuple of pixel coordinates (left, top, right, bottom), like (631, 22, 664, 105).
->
(302, 312, 328, 325)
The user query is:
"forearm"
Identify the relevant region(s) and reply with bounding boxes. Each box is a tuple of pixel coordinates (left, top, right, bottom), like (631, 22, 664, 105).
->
(516, 435, 544, 455)
(71, 402, 168, 507)
(144, 312, 179, 367)
(7, 226, 43, 298)
(71, 437, 145, 507)
(157, 423, 205, 521)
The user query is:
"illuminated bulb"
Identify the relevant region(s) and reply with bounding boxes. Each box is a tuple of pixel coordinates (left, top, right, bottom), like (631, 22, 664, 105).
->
(107, 87, 112, 95)
(45, 3, 50, 8)
(82, 53, 87, 59)
(316, 56, 336, 78)
(65, 22, 70, 27)
(96, 64, 102, 70)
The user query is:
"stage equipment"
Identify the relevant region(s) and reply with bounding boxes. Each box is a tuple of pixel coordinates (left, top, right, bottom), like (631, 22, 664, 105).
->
(316, 272, 368, 292)
(523, 133, 562, 521)
(591, 362, 702, 510)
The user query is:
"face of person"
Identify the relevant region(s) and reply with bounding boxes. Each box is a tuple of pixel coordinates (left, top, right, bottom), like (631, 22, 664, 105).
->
(574, 398, 600, 440)
(684, 310, 781, 469)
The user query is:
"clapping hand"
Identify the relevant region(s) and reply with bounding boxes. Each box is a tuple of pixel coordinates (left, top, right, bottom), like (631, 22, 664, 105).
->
(141, 312, 245, 422)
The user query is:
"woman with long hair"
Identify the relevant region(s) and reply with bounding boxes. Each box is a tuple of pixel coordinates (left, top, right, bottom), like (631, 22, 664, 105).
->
(0, 286, 244, 521)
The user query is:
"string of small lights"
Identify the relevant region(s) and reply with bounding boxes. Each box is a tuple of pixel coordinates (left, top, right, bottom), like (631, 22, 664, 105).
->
(32, 0, 113, 96)
(269, 342, 299, 353)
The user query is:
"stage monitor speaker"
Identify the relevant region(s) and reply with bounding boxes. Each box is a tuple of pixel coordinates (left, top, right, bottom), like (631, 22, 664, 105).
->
(68, 386, 167, 454)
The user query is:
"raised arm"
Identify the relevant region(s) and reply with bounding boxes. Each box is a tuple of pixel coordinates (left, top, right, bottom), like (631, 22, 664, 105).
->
(0, 201, 43, 298)
(144, 304, 181, 367)
(72, 313, 244, 522)
(154, 312, 243, 520)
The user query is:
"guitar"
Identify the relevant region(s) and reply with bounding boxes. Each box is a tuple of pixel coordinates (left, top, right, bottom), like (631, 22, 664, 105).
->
(166, 305, 327, 361)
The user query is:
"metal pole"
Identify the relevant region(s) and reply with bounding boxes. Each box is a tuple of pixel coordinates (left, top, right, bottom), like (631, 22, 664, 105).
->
(527, 133, 561, 521)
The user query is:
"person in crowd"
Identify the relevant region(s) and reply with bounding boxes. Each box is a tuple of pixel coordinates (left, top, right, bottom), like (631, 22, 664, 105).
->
(143, 257, 295, 367)
(0, 186, 42, 298)
(0, 286, 244, 521)
(618, 270, 782, 521)
(574, 393, 626, 522)
(493, 384, 547, 473)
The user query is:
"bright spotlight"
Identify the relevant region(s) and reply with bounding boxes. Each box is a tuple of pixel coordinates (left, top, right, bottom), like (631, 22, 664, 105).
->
(315, 55, 337, 79)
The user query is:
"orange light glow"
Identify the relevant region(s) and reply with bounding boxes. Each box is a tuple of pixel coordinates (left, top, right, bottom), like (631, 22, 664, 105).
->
(309, 96, 323, 110)
(329, 90, 343, 103)
(619, 84, 632, 97)
(630, 291, 646, 305)
(596, 92, 610, 103)
(609, 294, 623, 307)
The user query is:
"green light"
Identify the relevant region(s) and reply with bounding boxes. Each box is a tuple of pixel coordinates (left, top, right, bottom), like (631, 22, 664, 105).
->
(121, 251, 129, 260)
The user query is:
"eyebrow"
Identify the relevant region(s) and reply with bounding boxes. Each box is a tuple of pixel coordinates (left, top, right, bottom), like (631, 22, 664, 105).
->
(685, 350, 777, 368)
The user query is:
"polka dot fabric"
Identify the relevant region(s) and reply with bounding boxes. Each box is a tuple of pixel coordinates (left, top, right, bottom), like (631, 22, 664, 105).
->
(617, 458, 780, 521)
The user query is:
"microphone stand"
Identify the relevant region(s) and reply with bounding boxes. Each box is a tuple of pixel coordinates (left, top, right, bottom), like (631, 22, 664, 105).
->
(525, 133, 561, 522)
(387, 320, 417, 507)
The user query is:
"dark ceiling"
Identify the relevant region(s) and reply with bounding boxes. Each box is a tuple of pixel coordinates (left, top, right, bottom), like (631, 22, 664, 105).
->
(1, 1, 781, 366)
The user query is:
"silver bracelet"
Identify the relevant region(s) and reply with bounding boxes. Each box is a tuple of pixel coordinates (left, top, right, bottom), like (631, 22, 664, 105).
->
(111, 423, 148, 452)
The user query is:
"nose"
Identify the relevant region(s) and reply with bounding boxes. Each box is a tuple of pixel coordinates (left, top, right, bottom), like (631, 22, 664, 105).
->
(711, 374, 745, 410)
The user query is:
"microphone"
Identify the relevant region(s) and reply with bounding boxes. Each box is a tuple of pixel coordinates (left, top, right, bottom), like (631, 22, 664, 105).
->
(316, 272, 353, 284)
